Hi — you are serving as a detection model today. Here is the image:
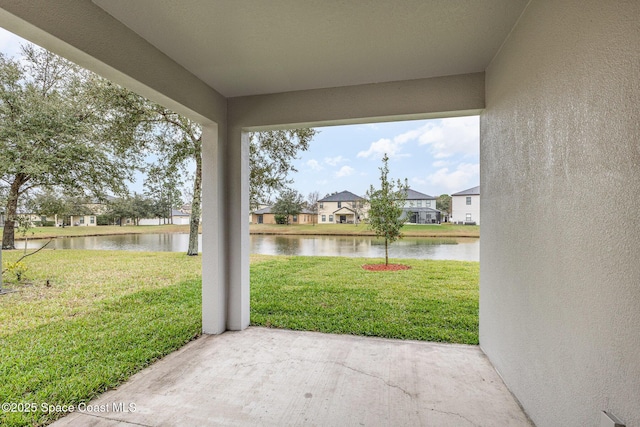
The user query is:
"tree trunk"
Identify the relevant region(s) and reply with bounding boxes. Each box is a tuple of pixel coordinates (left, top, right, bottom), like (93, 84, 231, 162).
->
(2, 174, 26, 250)
(385, 238, 389, 266)
(187, 151, 202, 256)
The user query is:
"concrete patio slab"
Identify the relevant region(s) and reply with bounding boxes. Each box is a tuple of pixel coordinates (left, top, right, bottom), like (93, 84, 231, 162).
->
(52, 327, 533, 426)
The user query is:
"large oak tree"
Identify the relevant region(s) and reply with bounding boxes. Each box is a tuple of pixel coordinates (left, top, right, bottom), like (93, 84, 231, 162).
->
(0, 46, 139, 249)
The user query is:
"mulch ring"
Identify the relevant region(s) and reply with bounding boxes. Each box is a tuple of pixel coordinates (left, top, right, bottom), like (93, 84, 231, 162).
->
(361, 263, 411, 272)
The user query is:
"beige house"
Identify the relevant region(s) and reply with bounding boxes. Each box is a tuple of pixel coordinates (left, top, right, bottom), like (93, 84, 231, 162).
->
(3, 2, 638, 426)
(317, 191, 367, 225)
(251, 206, 316, 225)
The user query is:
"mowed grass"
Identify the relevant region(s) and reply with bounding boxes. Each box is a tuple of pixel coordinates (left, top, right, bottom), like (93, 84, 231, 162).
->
(0, 250, 478, 426)
(251, 256, 479, 344)
(0, 250, 202, 427)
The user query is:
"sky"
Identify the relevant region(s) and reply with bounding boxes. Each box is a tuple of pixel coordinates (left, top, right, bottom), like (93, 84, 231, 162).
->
(0, 27, 480, 199)
(291, 117, 479, 199)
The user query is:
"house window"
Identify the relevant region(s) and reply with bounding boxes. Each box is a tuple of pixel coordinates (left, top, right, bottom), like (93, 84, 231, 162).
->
(329, 215, 334, 222)
(426, 200, 431, 207)
(337, 202, 342, 208)
(293, 215, 298, 222)
(319, 202, 323, 209)
(466, 213, 472, 221)
(322, 215, 326, 222)
(417, 201, 422, 207)
(410, 201, 414, 207)
(79, 217, 84, 224)
(466, 196, 472, 205)
(90, 216, 95, 224)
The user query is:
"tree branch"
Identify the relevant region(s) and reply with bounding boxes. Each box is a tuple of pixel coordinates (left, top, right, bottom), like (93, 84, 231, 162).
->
(1, 239, 53, 275)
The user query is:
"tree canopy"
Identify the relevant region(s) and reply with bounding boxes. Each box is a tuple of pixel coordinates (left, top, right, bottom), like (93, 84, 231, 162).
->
(0, 46, 140, 249)
(249, 130, 316, 210)
(436, 194, 451, 214)
(273, 188, 305, 225)
(365, 154, 409, 265)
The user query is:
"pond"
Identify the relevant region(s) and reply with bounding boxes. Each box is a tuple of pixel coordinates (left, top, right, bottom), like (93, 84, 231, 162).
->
(23, 233, 479, 261)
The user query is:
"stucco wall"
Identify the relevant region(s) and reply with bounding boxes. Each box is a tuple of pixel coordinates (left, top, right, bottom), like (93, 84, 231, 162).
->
(480, 1, 640, 426)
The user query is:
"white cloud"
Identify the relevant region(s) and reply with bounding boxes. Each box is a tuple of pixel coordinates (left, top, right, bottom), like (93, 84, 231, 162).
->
(306, 159, 323, 171)
(357, 116, 478, 161)
(411, 176, 428, 186)
(422, 163, 479, 194)
(357, 138, 409, 159)
(432, 160, 450, 168)
(324, 155, 348, 166)
(417, 116, 479, 159)
(335, 165, 355, 177)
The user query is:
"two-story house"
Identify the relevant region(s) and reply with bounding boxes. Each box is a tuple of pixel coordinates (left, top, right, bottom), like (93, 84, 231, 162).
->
(317, 191, 367, 224)
(451, 185, 480, 225)
(401, 189, 441, 224)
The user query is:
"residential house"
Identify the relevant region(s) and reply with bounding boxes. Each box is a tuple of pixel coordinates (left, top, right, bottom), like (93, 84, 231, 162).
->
(317, 191, 367, 224)
(451, 186, 480, 225)
(401, 189, 441, 224)
(251, 206, 316, 225)
(138, 208, 192, 226)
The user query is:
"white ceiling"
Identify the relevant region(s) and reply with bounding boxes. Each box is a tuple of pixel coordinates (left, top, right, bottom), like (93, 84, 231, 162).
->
(93, 0, 528, 98)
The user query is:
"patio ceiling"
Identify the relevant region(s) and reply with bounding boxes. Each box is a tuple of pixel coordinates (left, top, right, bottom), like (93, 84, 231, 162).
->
(92, 0, 529, 97)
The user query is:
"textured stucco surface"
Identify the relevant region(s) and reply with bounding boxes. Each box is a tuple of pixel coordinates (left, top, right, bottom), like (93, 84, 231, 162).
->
(480, 1, 640, 426)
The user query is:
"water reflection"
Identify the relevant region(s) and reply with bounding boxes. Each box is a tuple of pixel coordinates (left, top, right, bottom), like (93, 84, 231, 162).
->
(252, 235, 479, 261)
(24, 233, 479, 261)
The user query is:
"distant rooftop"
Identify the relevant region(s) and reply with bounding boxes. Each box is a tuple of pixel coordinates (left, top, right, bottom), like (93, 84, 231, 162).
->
(318, 191, 364, 203)
(452, 186, 480, 196)
(406, 189, 436, 200)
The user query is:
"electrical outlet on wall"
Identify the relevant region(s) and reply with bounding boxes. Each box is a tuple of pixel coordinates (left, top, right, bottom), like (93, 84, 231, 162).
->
(600, 411, 625, 427)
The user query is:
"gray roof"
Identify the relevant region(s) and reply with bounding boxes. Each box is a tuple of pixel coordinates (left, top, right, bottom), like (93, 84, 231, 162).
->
(318, 190, 364, 203)
(172, 209, 190, 217)
(452, 185, 480, 196)
(406, 188, 435, 200)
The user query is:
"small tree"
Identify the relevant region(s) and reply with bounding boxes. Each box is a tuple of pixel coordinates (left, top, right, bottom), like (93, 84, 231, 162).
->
(436, 194, 451, 220)
(272, 189, 305, 225)
(307, 191, 320, 226)
(366, 154, 409, 265)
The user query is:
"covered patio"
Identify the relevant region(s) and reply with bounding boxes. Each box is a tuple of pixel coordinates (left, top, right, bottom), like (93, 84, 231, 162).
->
(0, 1, 638, 426)
(52, 327, 532, 426)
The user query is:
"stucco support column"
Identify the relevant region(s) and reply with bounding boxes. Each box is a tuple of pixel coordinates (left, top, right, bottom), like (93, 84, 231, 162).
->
(201, 123, 227, 334)
(225, 126, 250, 331)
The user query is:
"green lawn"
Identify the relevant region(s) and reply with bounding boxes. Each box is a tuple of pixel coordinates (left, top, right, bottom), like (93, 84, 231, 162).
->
(0, 250, 478, 426)
(250, 222, 479, 237)
(251, 255, 479, 343)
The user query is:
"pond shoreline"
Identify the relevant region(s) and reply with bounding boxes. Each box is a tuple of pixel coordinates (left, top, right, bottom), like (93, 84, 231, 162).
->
(11, 223, 479, 243)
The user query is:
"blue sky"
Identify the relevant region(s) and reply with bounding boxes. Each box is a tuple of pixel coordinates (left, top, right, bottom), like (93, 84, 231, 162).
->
(0, 27, 479, 199)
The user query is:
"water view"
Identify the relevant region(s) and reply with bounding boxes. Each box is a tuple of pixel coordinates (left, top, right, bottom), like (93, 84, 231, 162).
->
(24, 233, 479, 261)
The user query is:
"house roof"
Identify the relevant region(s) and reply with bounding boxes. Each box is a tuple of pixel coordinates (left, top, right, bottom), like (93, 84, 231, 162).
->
(172, 209, 190, 217)
(318, 191, 364, 203)
(333, 207, 356, 215)
(452, 186, 480, 196)
(406, 189, 436, 200)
